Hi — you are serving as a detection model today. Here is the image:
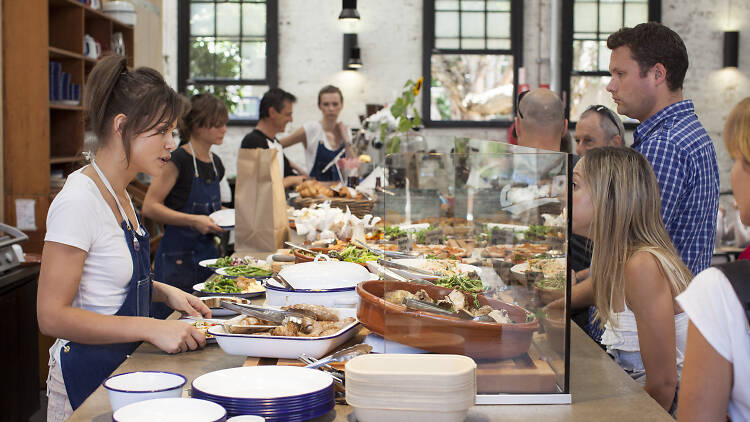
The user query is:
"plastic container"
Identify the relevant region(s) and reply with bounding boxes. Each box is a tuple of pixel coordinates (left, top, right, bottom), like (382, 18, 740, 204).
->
(102, 1, 136, 26)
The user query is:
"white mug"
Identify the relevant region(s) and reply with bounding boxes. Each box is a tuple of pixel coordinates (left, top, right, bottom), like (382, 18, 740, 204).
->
(84, 34, 101, 59)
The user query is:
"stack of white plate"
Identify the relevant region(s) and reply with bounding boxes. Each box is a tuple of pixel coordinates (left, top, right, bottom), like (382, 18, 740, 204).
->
(191, 366, 335, 421)
(345, 354, 477, 422)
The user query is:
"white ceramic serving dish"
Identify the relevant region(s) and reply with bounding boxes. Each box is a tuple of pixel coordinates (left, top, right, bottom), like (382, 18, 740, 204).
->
(193, 282, 265, 299)
(345, 354, 477, 381)
(227, 416, 265, 422)
(278, 260, 374, 290)
(191, 366, 333, 399)
(263, 278, 374, 308)
(348, 406, 470, 422)
(198, 258, 220, 268)
(208, 308, 359, 359)
(112, 398, 226, 422)
(103, 371, 186, 411)
(209, 209, 235, 228)
(385, 259, 480, 281)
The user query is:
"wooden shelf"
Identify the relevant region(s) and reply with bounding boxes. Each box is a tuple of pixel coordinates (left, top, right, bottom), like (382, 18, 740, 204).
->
(50, 155, 85, 164)
(49, 46, 84, 60)
(50, 103, 83, 111)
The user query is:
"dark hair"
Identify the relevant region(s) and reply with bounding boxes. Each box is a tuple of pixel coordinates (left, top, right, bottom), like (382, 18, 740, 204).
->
(606, 22, 689, 91)
(84, 55, 187, 164)
(178, 93, 229, 145)
(318, 85, 343, 106)
(259, 88, 296, 119)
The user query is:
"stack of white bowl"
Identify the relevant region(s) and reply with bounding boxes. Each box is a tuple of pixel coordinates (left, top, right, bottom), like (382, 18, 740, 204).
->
(345, 354, 477, 422)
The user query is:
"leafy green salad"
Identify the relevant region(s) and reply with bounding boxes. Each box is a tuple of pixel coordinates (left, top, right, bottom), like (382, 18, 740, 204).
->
(203, 276, 242, 293)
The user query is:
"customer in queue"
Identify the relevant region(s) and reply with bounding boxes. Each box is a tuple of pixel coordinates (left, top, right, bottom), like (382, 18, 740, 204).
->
(606, 22, 719, 275)
(574, 104, 625, 155)
(570, 146, 692, 414)
(240, 88, 309, 189)
(515, 88, 568, 152)
(38, 56, 211, 419)
(143, 94, 227, 308)
(676, 97, 750, 422)
(277, 85, 356, 182)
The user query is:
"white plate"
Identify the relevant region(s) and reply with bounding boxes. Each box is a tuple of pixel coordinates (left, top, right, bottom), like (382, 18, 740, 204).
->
(198, 258, 221, 268)
(208, 308, 359, 359)
(388, 259, 481, 282)
(191, 366, 333, 399)
(192, 282, 265, 299)
(215, 266, 272, 279)
(178, 317, 228, 344)
(209, 209, 235, 228)
(113, 398, 226, 422)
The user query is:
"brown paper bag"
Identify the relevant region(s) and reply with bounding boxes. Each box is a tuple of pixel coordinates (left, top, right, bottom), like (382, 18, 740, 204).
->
(235, 148, 289, 253)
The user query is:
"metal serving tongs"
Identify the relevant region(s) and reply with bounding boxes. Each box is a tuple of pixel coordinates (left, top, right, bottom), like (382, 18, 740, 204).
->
(304, 344, 372, 369)
(351, 239, 416, 260)
(377, 258, 437, 277)
(220, 301, 310, 328)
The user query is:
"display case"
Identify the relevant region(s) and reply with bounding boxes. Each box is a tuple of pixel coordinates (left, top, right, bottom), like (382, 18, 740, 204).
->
(357, 138, 572, 404)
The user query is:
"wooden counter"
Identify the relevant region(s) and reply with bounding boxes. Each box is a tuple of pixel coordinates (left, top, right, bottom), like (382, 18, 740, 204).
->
(68, 323, 673, 422)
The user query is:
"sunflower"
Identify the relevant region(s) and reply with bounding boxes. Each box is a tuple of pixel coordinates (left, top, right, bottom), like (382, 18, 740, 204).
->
(413, 77, 424, 95)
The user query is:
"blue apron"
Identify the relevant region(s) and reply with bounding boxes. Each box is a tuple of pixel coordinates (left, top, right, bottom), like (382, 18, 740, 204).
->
(60, 161, 152, 410)
(309, 141, 343, 182)
(153, 144, 221, 296)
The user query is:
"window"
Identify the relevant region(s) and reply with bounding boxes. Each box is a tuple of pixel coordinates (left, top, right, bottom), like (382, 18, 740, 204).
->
(423, 0, 524, 127)
(561, 0, 660, 125)
(178, 0, 278, 124)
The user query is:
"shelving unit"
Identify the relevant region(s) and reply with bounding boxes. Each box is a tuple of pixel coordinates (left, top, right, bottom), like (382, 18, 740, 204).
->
(3, 0, 134, 253)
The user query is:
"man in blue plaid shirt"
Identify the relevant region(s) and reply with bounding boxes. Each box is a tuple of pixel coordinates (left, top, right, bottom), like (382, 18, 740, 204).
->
(606, 23, 719, 275)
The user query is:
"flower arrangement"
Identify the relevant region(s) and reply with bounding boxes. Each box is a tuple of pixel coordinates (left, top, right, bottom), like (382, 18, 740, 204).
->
(384, 77, 423, 154)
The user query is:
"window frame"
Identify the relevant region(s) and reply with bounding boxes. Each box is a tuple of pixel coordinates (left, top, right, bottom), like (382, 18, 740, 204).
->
(560, 0, 661, 130)
(177, 0, 278, 126)
(422, 0, 524, 128)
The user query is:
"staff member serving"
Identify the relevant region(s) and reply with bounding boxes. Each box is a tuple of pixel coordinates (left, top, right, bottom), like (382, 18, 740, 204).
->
(38, 56, 211, 419)
(144, 93, 227, 300)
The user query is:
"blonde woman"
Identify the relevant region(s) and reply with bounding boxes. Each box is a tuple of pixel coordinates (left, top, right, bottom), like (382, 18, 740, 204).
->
(570, 146, 692, 414)
(676, 98, 750, 422)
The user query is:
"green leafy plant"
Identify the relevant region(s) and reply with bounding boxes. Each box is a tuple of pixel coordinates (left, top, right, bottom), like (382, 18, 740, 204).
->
(385, 77, 423, 154)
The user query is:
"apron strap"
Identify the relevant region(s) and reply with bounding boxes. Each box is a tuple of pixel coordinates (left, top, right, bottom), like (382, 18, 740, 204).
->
(90, 160, 140, 233)
(187, 143, 218, 180)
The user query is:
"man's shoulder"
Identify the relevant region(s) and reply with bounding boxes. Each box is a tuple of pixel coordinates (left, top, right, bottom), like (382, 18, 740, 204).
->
(637, 111, 712, 156)
(240, 130, 268, 149)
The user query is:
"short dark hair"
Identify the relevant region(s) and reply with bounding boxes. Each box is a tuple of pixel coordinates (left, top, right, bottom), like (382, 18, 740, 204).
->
(317, 85, 343, 105)
(606, 22, 689, 91)
(84, 55, 188, 165)
(178, 93, 229, 145)
(259, 88, 296, 119)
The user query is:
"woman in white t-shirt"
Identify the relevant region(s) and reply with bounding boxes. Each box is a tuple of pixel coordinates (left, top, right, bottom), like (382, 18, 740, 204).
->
(676, 97, 750, 422)
(38, 56, 211, 420)
(279, 85, 355, 182)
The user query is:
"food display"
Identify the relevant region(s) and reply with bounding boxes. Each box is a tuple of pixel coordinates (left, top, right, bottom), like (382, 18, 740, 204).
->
(295, 180, 366, 200)
(202, 276, 265, 294)
(292, 202, 381, 241)
(206, 255, 265, 268)
(481, 243, 555, 263)
(224, 304, 357, 338)
(217, 265, 272, 278)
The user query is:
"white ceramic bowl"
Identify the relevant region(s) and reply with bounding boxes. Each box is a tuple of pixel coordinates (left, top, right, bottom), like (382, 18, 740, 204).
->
(264, 278, 375, 308)
(112, 397, 226, 422)
(226, 416, 265, 422)
(103, 371, 187, 411)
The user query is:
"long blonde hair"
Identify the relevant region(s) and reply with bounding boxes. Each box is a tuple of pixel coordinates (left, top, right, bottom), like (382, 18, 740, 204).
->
(581, 147, 692, 327)
(724, 97, 750, 163)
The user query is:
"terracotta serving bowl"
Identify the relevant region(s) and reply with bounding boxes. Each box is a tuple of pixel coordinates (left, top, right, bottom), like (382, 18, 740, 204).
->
(540, 307, 565, 355)
(356, 280, 539, 359)
(292, 248, 330, 263)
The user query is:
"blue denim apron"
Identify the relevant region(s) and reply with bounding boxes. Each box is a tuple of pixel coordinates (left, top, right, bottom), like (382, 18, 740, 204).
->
(60, 161, 152, 410)
(309, 141, 343, 182)
(153, 144, 221, 295)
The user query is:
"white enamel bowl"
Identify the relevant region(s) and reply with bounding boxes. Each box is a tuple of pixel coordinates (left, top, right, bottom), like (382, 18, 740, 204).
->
(103, 371, 187, 411)
(112, 397, 227, 422)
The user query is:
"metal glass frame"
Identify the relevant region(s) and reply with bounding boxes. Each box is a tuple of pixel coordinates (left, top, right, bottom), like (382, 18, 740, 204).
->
(177, 0, 278, 125)
(560, 0, 660, 129)
(422, 0, 524, 128)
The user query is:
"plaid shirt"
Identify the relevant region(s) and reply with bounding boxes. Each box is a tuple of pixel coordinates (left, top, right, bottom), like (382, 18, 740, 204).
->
(632, 100, 719, 275)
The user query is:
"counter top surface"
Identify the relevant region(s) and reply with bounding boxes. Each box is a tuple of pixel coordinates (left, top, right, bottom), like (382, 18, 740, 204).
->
(68, 323, 673, 422)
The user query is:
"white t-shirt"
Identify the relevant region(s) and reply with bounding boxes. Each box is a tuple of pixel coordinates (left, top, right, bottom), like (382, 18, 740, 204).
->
(45, 168, 139, 362)
(676, 267, 750, 422)
(303, 121, 340, 174)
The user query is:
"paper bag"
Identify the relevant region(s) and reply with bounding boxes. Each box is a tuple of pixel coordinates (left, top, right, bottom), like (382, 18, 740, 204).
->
(235, 148, 289, 253)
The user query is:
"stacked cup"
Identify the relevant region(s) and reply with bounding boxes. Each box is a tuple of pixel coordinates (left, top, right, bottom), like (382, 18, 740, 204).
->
(345, 354, 476, 422)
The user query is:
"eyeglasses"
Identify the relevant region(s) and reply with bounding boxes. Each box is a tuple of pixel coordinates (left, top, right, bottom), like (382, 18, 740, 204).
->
(586, 105, 623, 137)
(516, 90, 530, 119)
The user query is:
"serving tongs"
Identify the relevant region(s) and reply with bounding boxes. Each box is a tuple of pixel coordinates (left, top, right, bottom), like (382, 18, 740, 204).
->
(285, 241, 339, 259)
(351, 239, 416, 260)
(303, 344, 373, 369)
(377, 258, 437, 276)
(220, 301, 310, 328)
(403, 298, 494, 322)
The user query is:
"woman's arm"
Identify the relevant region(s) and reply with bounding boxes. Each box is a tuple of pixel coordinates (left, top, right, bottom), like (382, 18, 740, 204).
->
(625, 251, 679, 411)
(676, 321, 732, 421)
(278, 126, 307, 148)
(142, 161, 222, 235)
(336, 122, 356, 159)
(37, 241, 207, 353)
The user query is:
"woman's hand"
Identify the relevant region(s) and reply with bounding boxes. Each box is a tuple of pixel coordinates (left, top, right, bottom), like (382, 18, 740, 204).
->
(192, 214, 223, 235)
(153, 281, 212, 318)
(147, 319, 207, 354)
